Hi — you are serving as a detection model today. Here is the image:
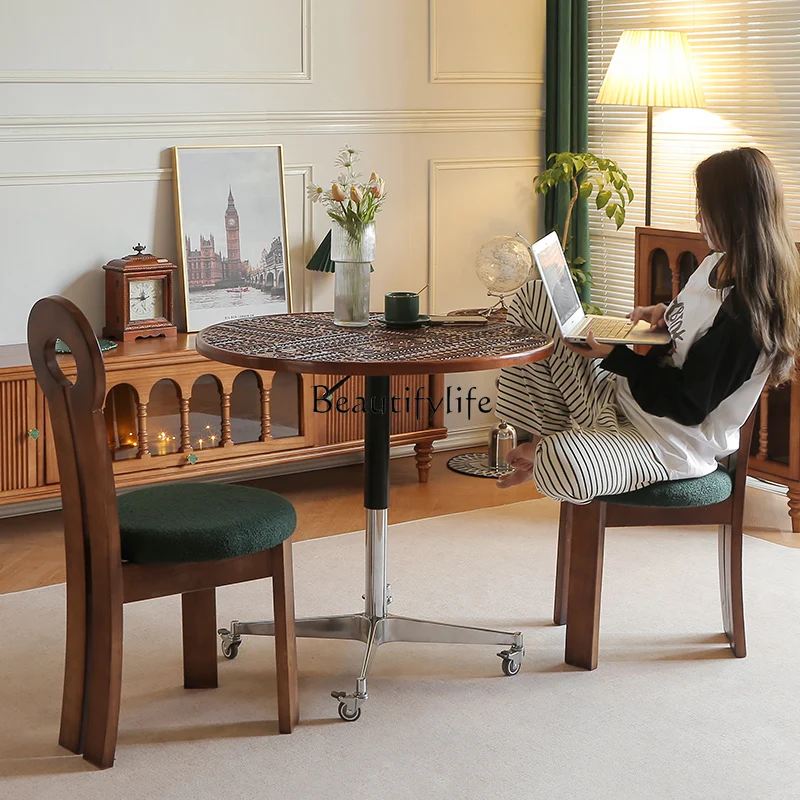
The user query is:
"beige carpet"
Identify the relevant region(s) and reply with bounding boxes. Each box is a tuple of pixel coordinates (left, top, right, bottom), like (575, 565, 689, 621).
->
(1, 497, 799, 799)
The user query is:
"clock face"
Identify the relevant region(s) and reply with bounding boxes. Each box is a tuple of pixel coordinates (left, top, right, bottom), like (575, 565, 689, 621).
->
(129, 279, 164, 321)
(227, 217, 236, 228)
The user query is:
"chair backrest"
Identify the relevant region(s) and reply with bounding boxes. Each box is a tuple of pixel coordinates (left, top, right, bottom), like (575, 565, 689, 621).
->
(27, 297, 122, 596)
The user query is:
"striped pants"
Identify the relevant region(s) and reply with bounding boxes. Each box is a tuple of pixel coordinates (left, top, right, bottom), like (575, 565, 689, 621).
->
(496, 280, 669, 504)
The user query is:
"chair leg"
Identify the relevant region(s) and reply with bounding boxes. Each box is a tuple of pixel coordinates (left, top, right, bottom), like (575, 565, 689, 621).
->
(59, 581, 89, 755)
(553, 502, 572, 625)
(718, 522, 747, 658)
(182, 589, 219, 689)
(271, 539, 299, 733)
(564, 501, 606, 671)
(81, 598, 123, 769)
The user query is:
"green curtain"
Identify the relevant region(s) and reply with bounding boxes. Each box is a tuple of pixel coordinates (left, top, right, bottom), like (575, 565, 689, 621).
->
(545, 0, 589, 300)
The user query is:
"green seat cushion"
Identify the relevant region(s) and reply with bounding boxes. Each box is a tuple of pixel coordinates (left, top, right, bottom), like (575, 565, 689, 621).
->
(118, 483, 296, 564)
(598, 466, 733, 508)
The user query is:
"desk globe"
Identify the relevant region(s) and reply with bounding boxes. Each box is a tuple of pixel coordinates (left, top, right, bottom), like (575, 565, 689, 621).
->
(474, 234, 534, 312)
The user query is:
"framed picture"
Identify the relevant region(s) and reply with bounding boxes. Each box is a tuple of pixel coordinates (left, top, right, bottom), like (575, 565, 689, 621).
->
(173, 144, 292, 332)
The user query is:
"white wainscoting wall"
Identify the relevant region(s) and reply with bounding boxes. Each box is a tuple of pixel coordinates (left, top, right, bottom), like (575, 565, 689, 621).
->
(0, 0, 546, 443)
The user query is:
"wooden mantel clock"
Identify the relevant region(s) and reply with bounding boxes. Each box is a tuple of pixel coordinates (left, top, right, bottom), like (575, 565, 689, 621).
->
(103, 244, 178, 341)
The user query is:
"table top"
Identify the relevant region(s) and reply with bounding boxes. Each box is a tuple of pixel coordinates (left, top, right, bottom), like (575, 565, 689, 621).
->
(196, 312, 552, 376)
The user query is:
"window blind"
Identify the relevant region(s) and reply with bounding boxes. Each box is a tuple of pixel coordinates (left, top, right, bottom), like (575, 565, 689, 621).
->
(588, 0, 800, 316)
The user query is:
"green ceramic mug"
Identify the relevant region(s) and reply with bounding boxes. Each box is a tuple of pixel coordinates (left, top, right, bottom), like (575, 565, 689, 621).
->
(384, 292, 419, 324)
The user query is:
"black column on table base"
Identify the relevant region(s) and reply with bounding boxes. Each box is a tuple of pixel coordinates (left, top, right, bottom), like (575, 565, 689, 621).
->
(364, 375, 391, 619)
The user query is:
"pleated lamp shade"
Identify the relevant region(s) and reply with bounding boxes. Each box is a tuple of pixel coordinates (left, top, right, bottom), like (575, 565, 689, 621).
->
(305, 230, 335, 273)
(596, 30, 706, 109)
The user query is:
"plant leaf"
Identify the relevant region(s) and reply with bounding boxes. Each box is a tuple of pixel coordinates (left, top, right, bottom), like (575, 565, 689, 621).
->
(605, 201, 618, 219)
(596, 189, 612, 209)
(614, 207, 626, 229)
(579, 181, 593, 199)
(627, 186, 634, 202)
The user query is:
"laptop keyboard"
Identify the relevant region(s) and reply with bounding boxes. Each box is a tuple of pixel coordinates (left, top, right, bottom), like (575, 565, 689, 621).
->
(575, 316, 633, 339)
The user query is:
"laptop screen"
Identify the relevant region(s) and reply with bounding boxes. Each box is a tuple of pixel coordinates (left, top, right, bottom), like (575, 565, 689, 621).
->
(533, 234, 582, 327)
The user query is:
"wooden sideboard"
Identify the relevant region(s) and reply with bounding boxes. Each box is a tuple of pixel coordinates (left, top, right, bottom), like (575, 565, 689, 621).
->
(0, 335, 447, 511)
(635, 226, 800, 531)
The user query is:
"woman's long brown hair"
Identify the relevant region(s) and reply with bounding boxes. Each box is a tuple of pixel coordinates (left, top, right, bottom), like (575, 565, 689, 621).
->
(695, 147, 800, 386)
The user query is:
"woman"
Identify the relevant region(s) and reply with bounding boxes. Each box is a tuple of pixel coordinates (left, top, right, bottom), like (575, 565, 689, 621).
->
(495, 147, 800, 502)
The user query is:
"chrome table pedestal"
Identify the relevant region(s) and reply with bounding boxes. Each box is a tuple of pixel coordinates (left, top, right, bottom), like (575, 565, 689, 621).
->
(218, 375, 524, 721)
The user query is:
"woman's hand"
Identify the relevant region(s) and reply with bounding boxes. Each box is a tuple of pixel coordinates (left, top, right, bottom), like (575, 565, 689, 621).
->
(562, 331, 615, 360)
(629, 303, 668, 329)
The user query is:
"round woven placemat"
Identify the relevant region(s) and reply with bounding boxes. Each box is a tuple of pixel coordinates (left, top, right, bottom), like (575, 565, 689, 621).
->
(446, 452, 514, 479)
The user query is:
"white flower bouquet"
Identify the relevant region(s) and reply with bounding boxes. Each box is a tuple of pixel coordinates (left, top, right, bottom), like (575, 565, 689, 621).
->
(307, 145, 386, 244)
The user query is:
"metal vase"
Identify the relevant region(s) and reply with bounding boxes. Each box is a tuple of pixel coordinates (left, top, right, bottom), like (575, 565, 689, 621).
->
(488, 421, 517, 471)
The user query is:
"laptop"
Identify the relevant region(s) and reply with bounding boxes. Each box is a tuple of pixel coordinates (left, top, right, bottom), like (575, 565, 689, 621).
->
(531, 231, 671, 345)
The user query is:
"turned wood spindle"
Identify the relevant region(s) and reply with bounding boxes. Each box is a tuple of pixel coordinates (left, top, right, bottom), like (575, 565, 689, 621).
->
(670, 260, 681, 300)
(137, 402, 150, 457)
(179, 397, 193, 452)
(220, 393, 233, 447)
(260, 387, 271, 442)
(756, 388, 769, 460)
(414, 441, 434, 484)
(788, 487, 800, 534)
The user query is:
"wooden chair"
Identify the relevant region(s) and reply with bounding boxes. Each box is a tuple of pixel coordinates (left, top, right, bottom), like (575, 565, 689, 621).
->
(553, 409, 757, 670)
(27, 296, 299, 769)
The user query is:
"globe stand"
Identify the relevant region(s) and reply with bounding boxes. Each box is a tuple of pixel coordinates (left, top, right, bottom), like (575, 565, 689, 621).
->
(446, 304, 509, 325)
(480, 292, 513, 317)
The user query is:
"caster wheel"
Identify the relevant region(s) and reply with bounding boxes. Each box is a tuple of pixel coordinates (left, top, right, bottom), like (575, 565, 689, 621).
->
(338, 702, 362, 722)
(222, 640, 240, 660)
(502, 657, 521, 676)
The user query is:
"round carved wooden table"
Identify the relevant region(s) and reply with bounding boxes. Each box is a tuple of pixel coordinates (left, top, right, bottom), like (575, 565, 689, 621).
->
(197, 312, 552, 721)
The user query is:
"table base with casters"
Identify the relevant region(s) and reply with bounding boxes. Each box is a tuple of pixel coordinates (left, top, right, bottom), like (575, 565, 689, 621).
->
(218, 374, 524, 721)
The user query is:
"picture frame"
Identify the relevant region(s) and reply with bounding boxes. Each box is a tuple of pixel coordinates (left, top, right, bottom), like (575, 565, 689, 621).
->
(172, 144, 292, 332)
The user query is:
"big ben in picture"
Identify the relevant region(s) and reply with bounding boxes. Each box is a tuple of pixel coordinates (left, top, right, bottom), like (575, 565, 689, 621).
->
(224, 186, 243, 282)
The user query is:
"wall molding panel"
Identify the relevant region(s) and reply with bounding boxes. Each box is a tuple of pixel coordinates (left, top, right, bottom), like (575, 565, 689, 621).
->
(0, 109, 543, 143)
(429, 0, 545, 84)
(282, 164, 314, 312)
(0, 169, 172, 187)
(0, 0, 311, 84)
(428, 158, 542, 314)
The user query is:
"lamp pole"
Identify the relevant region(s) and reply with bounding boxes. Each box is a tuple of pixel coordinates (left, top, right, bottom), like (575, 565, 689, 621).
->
(645, 105, 654, 227)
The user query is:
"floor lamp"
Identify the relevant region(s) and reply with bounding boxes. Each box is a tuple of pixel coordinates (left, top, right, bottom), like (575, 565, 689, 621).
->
(596, 30, 706, 227)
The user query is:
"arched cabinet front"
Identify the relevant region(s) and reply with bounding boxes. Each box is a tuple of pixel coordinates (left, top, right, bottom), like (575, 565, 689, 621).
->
(103, 357, 310, 482)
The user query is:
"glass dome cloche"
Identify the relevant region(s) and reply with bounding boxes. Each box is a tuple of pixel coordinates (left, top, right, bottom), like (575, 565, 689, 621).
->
(475, 233, 535, 310)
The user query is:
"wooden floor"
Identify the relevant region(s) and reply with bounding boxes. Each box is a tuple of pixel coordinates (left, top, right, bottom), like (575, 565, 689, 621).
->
(0, 448, 543, 594)
(1, 448, 798, 595)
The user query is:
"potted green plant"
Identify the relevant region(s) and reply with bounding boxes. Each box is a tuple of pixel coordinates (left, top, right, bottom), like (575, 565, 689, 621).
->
(534, 152, 633, 313)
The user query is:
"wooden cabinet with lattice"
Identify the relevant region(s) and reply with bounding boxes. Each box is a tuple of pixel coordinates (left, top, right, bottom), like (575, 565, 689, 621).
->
(635, 226, 800, 531)
(0, 335, 447, 512)
(0, 371, 44, 500)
